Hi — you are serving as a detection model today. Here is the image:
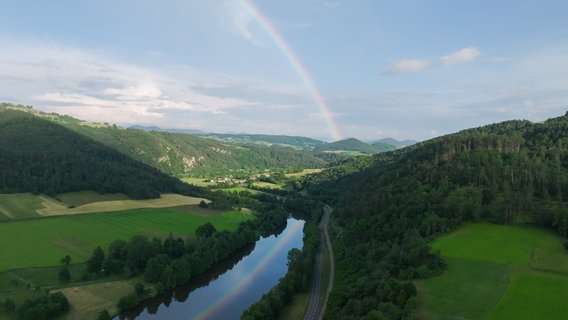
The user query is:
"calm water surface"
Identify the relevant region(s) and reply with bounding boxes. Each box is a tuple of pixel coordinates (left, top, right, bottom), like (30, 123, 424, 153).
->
(118, 217, 304, 320)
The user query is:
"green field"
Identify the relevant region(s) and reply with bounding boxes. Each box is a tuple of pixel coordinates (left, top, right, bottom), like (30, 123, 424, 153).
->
(415, 223, 568, 320)
(0, 207, 252, 271)
(0, 192, 209, 219)
(0, 193, 45, 219)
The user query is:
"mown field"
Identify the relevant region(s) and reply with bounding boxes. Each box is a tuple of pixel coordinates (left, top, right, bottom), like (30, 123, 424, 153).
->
(0, 207, 252, 271)
(415, 223, 568, 320)
(0, 192, 209, 219)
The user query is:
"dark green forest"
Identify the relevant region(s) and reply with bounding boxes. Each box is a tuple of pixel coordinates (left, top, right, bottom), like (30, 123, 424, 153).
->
(0, 109, 207, 199)
(303, 112, 568, 319)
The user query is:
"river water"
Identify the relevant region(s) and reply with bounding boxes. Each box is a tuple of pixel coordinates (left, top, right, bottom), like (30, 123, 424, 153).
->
(118, 217, 305, 320)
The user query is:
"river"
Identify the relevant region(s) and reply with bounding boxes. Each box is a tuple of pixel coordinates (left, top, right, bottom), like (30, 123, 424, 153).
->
(117, 217, 305, 320)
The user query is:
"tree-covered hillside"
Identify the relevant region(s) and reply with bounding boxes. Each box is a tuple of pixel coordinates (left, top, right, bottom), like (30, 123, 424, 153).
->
(304, 112, 568, 319)
(0, 104, 327, 178)
(197, 133, 326, 150)
(316, 137, 396, 154)
(0, 108, 203, 199)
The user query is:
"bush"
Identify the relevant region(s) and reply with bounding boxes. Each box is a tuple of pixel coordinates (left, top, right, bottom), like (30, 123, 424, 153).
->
(117, 293, 139, 311)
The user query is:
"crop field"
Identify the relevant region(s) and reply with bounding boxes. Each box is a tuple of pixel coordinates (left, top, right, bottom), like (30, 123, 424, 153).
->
(0, 192, 209, 219)
(415, 223, 568, 320)
(181, 177, 217, 187)
(284, 169, 322, 178)
(251, 181, 283, 189)
(0, 208, 252, 271)
(0, 193, 45, 219)
(56, 191, 131, 207)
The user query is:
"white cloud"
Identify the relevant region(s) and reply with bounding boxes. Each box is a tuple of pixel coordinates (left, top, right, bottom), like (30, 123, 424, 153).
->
(103, 81, 162, 99)
(221, 0, 264, 46)
(0, 35, 339, 138)
(439, 47, 481, 66)
(383, 47, 481, 75)
(383, 59, 431, 75)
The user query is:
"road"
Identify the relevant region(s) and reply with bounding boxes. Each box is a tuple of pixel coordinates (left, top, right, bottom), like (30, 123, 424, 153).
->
(304, 205, 335, 320)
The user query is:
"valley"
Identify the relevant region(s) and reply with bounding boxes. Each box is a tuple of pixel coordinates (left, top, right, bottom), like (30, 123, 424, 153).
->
(2, 103, 568, 320)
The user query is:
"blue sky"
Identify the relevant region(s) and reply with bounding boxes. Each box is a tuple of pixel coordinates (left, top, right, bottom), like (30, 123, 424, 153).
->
(1, 0, 567, 141)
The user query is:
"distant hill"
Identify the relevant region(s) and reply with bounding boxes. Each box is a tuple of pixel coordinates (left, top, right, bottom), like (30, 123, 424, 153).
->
(370, 137, 418, 148)
(1, 104, 327, 178)
(197, 133, 326, 150)
(0, 107, 201, 198)
(130, 125, 208, 135)
(316, 137, 396, 154)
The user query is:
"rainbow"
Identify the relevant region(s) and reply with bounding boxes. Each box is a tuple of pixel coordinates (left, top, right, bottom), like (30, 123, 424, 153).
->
(239, 0, 342, 141)
(193, 219, 305, 319)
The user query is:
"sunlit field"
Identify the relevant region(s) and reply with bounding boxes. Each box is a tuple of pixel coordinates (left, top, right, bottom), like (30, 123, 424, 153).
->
(415, 223, 568, 320)
(0, 208, 252, 271)
(0, 192, 209, 219)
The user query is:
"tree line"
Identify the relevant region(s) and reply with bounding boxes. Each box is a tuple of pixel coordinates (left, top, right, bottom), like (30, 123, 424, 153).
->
(303, 112, 568, 319)
(80, 200, 289, 314)
(241, 197, 323, 319)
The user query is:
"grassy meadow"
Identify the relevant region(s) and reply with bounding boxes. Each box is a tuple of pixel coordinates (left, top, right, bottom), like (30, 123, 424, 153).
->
(0, 192, 209, 219)
(415, 223, 568, 320)
(0, 207, 252, 271)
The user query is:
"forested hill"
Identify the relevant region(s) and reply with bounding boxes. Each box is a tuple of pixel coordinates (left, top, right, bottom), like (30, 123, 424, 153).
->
(0, 109, 204, 199)
(304, 112, 568, 319)
(0, 104, 327, 177)
(316, 137, 396, 154)
(195, 133, 326, 150)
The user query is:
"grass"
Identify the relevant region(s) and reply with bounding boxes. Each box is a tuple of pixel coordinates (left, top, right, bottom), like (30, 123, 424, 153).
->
(56, 279, 137, 320)
(0, 207, 252, 271)
(0, 193, 44, 219)
(56, 191, 130, 207)
(0, 192, 209, 219)
(38, 193, 209, 216)
(251, 181, 283, 190)
(181, 177, 217, 187)
(486, 272, 568, 320)
(414, 257, 510, 319)
(415, 223, 568, 320)
(284, 169, 323, 178)
(277, 292, 311, 320)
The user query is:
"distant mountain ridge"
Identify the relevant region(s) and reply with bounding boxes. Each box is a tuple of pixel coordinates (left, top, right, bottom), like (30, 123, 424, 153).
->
(196, 133, 326, 150)
(369, 137, 418, 148)
(131, 125, 413, 151)
(316, 137, 396, 154)
(1, 104, 327, 178)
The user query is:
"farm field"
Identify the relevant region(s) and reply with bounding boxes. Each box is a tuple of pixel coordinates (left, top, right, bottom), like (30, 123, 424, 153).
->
(415, 223, 568, 320)
(0, 207, 252, 271)
(0, 192, 209, 219)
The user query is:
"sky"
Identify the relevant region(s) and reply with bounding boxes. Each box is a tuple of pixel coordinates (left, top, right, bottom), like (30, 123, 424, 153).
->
(1, 0, 567, 142)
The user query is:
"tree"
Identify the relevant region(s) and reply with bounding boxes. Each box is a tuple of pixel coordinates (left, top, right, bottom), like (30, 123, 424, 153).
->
(196, 222, 217, 238)
(3, 298, 15, 314)
(117, 293, 139, 311)
(60, 255, 71, 265)
(87, 246, 105, 273)
(58, 268, 71, 283)
(135, 283, 145, 296)
(98, 309, 112, 320)
(144, 257, 163, 283)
